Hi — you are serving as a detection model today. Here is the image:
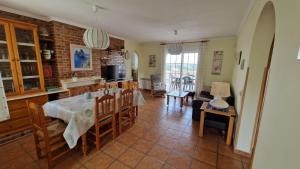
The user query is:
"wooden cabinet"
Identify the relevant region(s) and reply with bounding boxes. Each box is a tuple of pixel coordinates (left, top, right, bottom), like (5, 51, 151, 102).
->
(0, 95, 48, 137)
(0, 18, 45, 137)
(0, 18, 45, 96)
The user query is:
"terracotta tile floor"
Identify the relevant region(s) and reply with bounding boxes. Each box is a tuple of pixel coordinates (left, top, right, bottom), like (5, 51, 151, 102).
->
(0, 91, 250, 169)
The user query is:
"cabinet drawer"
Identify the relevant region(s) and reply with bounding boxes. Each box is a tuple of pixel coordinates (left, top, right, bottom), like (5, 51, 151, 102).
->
(10, 108, 29, 119)
(8, 99, 26, 111)
(29, 95, 48, 105)
(0, 117, 31, 134)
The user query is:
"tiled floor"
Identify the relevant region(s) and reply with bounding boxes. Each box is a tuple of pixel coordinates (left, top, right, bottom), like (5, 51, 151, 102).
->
(0, 91, 250, 169)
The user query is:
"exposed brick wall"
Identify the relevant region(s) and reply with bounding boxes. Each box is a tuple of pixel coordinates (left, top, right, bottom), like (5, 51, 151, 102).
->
(50, 21, 103, 79)
(0, 10, 125, 89)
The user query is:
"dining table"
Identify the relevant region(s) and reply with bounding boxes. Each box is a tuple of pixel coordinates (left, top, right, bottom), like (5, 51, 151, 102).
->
(42, 88, 145, 156)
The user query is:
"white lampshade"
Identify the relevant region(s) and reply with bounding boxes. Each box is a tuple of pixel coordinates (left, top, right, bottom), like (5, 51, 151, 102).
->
(210, 82, 231, 98)
(167, 43, 183, 55)
(83, 28, 110, 49)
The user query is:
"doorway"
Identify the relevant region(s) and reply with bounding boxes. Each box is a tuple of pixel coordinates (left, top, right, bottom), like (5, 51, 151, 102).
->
(165, 52, 198, 92)
(234, 1, 276, 165)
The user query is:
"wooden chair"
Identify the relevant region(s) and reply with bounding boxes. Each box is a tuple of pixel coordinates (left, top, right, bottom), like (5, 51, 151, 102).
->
(99, 82, 108, 89)
(118, 89, 134, 134)
(107, 82, 118, 88)
(150, 74, 166, 97)
(88, 93, 117, 150)
(129, 81, 139, 90)
(128, 81, 139, 118)
(121, 81, 130, 89)
(27, 101, 70, 168)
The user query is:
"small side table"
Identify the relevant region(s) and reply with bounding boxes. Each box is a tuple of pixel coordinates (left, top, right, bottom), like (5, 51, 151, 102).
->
(199, 102, 236, 145)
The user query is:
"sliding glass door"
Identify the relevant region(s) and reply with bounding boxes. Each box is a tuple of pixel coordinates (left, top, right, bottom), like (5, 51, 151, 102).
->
(165, 52, 198, 91)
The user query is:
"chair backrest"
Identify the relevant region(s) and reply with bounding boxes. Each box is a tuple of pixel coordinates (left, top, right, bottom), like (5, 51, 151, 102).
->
(182, 76, 192, 83)
(27, 101, 48, 136)
(129, 81, 139, 90)
(99, 82, 108, 89)
(107, 82, 118, 88)
(150, 74, 161, 83)
(94, 93, 116, 125)
(122, 81, 130, 89)
(119, 89, 133, 111)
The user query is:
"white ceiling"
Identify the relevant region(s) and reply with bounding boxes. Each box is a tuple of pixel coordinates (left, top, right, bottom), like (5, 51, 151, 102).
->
(0, 0, 253, 42)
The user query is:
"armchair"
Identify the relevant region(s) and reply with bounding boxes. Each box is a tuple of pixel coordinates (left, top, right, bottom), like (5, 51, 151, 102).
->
(150, 74, 167, 97)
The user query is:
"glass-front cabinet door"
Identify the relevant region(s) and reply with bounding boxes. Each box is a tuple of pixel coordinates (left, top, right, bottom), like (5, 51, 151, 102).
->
(10, 23, 44, 93)
(0, 21, 20, 96)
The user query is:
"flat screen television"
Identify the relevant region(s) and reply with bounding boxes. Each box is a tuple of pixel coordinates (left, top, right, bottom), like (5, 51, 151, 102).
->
(103, 65, 126, 82)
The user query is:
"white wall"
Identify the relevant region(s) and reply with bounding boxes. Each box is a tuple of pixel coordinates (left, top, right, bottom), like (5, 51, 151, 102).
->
(139, 37, 236, 88)
(138, 43, 162, 79)
(234, 2, 275, 153)
(124, 39, 141, 79)
(232, 0, 300, 168)
(202, 37, 236, 87)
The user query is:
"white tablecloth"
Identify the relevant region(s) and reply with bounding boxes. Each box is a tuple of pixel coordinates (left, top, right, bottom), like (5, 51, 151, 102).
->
(43, 89, 145, 148)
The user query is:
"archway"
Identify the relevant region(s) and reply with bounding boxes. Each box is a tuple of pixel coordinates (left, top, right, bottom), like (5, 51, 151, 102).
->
(235, 1, 276, 162)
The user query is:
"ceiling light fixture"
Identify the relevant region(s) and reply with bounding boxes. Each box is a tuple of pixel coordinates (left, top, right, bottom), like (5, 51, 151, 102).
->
(83, 5, 110, 50)
(167, 30, 183, 55)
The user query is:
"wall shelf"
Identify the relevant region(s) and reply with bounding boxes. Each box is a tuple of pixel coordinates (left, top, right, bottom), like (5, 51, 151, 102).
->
(20, 60, 37, 63)
(0, 59, 9, 62)
(23, 75, 39, 79)
(17, 42, 35, 47)
(2, 77, 13, 80)
(0, 40, 7, 44)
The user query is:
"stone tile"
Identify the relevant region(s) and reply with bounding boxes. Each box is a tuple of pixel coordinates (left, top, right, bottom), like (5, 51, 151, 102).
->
(118, 148, 145, 168)
(117, 133, 139, 146)
(131, 138, 155, 153)
(142, 130, 161, 142)
(218, 155, 244, 169)
(162, 163, 176, 169)
(190, 159, 215, 169)
(191, 147, 217, 166)
(107, 160, 132, 169)
(147, 144, 171, 162)
(53, 155, 82, 169)
(157, 136, 177, 149)
(1, 153, 36, 169)
(102, 141, 128, 158)
(128, 125, 146, 137)
(166, 151, 192, 169)
(197, 138, 218, 152)
(136, 156, 164, 169)
(84, 152, 114, 169)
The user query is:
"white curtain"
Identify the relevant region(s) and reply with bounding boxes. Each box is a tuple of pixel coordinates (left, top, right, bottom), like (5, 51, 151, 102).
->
(195, 42, 207, 96)
(161, 45, 168, 84)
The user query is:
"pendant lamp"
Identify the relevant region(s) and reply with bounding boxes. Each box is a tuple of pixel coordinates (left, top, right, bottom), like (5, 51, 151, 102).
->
(167, 30, 183, 55)
(83, 5, 110, 50)
(83, 28, 110, 49)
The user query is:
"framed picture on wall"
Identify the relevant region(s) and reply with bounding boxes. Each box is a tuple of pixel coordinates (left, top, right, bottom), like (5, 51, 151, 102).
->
(211, 51, 224, 75)
(70, 44, 92, 71)
(149, 55, 156, 67)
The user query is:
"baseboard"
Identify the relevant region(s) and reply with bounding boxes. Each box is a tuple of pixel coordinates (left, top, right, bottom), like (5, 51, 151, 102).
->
(234, 148, 252, 158)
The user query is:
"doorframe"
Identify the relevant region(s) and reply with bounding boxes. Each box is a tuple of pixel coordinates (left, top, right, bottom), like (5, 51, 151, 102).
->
(249, 36, 275, 168)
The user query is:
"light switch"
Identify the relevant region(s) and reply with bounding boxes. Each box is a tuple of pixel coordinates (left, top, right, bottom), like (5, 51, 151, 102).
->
(298, 48, 300, 60)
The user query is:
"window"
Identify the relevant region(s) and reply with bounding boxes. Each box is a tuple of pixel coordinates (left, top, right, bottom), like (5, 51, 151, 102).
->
(165, 52, 198, 91)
